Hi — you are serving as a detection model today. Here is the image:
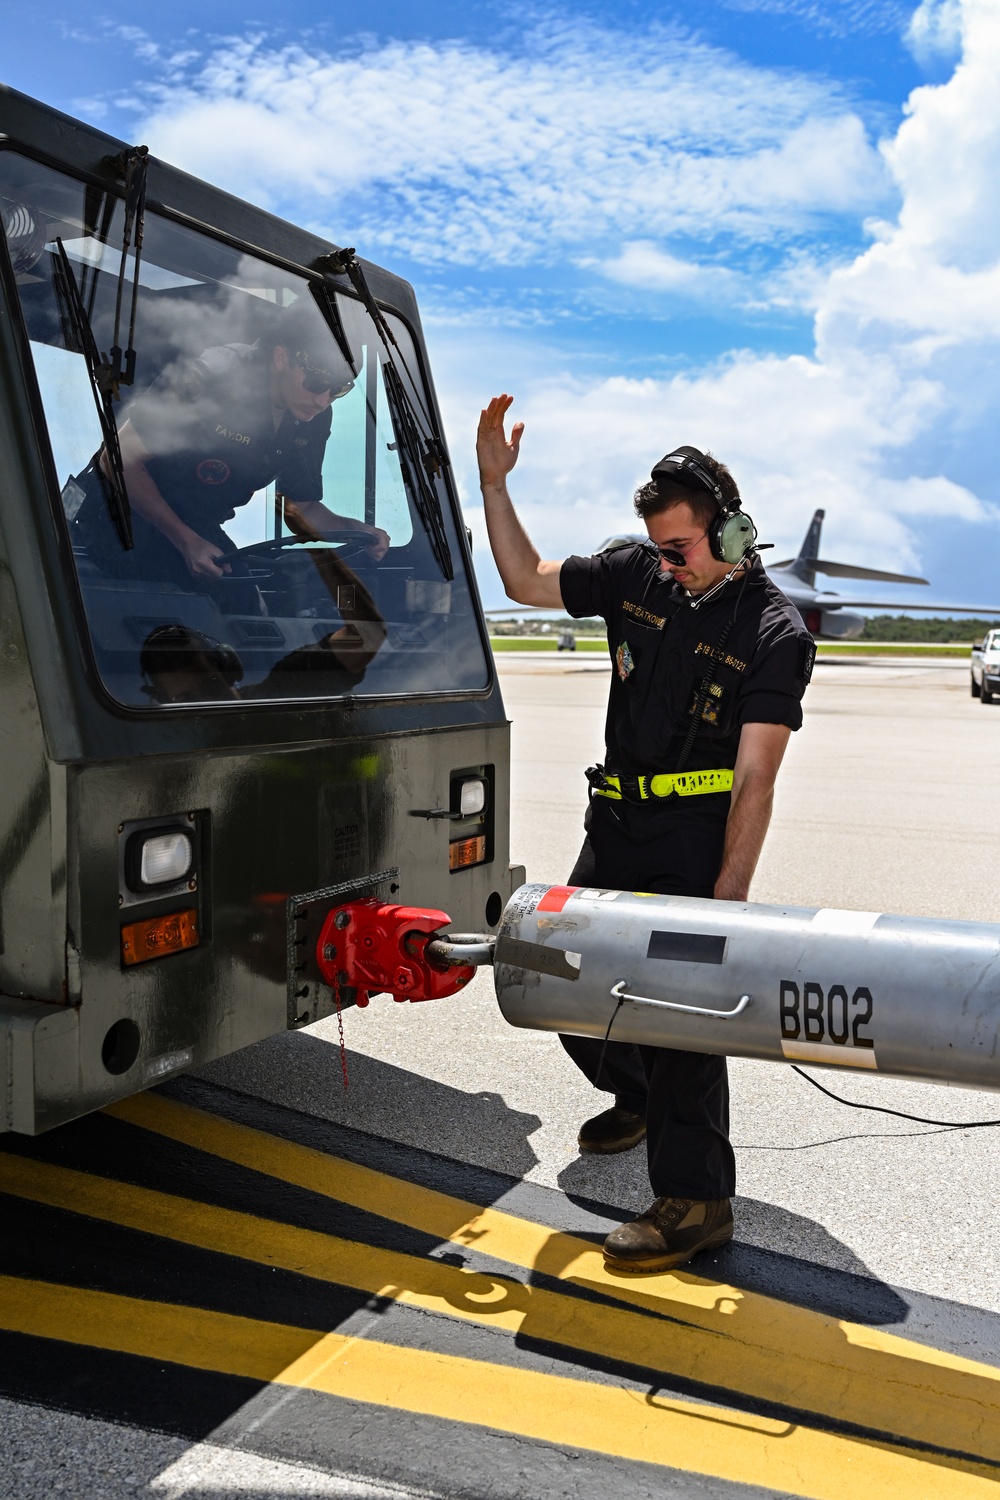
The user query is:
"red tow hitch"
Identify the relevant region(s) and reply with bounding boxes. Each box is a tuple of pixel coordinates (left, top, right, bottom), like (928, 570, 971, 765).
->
(316, 899, 478, 1006)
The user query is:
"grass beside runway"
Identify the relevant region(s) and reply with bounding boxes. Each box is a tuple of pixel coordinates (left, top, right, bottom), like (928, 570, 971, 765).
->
(489, 637, 973, 658)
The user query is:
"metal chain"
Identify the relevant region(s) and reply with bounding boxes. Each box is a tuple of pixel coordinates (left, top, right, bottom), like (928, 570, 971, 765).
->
(331, 975, 349, 1092)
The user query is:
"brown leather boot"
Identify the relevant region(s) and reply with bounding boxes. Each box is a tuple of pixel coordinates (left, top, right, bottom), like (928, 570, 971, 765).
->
(577, 1106, 647, 1154)
(602, 1196, 733, 1271)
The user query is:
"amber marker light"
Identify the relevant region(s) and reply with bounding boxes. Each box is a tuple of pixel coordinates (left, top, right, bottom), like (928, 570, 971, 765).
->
(449, 835, 487, 871)
(122, 908, 199, 966)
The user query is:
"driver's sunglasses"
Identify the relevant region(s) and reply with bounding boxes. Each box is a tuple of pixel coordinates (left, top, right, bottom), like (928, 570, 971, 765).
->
(294, 351, 352, 397)
(655, 530, 707, 567)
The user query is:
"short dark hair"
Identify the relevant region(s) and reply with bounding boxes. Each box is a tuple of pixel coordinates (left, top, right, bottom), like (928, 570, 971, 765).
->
(633, 451, 739, 528)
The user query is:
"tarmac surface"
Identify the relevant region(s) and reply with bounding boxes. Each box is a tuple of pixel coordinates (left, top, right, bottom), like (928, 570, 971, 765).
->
(5, 651, 1000, 1499)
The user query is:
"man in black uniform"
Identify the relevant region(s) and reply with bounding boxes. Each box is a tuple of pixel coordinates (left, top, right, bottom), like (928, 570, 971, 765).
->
(72, 311, 388, 608)
(477, 393, 813, 1272)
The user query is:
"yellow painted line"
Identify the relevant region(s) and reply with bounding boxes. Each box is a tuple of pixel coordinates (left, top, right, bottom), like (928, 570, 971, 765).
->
(3, 1143, 1000, 1468)
(2, 1273, 998, 1500)
(108, 1094, 1000, 1442)
(0, 1273, 318, 1379)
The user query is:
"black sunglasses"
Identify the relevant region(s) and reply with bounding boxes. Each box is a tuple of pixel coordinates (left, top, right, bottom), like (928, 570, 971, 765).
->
(294, 350, 353, 396)
(653, 530, 708, 567)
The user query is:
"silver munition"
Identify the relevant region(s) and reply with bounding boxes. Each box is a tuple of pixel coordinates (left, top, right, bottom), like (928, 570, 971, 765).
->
(493, 883, 1000, 1091)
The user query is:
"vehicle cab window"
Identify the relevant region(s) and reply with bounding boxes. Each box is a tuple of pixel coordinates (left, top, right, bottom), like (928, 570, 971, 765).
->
(0, 152, 487, 708)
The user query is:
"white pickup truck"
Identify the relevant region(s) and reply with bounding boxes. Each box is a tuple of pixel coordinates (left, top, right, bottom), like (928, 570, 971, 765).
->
(971, 630, 1000, 701)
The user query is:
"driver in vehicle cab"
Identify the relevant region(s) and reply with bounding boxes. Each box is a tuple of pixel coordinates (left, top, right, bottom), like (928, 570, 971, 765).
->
(71, 307, 389, 610)
(139, 496, 389, 704)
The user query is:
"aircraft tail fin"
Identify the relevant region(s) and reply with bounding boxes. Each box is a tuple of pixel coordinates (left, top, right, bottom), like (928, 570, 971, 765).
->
(797, 508, 824, 567)
(770, 509, 929, 588)
(775, 509, 825, 585)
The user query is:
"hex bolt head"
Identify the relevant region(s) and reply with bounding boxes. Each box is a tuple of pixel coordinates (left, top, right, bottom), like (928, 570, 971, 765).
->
(323, 944, 336, 961)
(334, 911, 351, 929)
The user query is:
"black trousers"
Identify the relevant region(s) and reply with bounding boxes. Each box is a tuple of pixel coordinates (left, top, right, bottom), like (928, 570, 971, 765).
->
(560, 796, 736, 1201)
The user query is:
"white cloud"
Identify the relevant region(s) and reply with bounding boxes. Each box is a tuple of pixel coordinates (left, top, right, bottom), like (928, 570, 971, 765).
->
(130, 22, 889, 276)
(721, 0, 908, 38)
(119, 3, 1000, 607)
(432, 0, 1000, 604)
(906, 0, 964, 61)
(595, 242, 746, 300)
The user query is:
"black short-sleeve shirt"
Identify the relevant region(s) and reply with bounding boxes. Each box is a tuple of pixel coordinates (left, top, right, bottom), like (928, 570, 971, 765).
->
(128, 343, 332, 531)
(560, 544, 813, 782)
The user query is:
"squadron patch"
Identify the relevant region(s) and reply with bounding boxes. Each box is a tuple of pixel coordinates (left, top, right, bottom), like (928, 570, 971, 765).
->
(616, 640, 635, 681)
(196, 457, 231, 485)
(689, 680, 724, 723)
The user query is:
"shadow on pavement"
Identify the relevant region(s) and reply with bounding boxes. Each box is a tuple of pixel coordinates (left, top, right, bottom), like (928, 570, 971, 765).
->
(197, 1029, 543, 1181)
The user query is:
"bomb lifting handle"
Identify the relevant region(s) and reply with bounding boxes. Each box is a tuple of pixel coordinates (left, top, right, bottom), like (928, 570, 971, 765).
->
(609, 981, 754, 1019)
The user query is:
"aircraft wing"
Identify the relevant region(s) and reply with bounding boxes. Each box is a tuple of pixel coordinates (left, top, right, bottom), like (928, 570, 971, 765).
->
(805, 560, 929, 585)
(817, 599, 1000, 614)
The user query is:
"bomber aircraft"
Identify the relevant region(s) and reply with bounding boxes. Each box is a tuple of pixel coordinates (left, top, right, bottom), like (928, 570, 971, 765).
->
(488, 509, 1000, 640)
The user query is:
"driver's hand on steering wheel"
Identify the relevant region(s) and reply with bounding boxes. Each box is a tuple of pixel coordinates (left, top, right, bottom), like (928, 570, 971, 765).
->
(179, 531, 231, 579)
(361, 524, 391, 561)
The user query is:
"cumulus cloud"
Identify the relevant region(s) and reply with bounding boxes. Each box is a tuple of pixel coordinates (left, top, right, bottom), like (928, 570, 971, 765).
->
(594, 242, 747, 301)
(906, 0, 964, 60)
(120, 2, 1000, 605)
(132, 21, 889, 278)
(435, 0, 1000, 602)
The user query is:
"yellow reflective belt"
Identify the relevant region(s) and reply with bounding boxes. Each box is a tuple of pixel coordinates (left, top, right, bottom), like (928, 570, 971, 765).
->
(593, 769, 733, 801)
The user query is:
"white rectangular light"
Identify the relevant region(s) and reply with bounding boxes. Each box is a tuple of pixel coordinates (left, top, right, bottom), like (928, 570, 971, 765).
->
(459, 778, 487, 817)
(140, 830, 193, 886)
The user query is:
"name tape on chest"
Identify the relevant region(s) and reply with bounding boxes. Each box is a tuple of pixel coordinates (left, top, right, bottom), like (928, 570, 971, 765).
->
(214, 424, 251, 446)
(622, 600, 666, 629)
(695, 640, 747, 673)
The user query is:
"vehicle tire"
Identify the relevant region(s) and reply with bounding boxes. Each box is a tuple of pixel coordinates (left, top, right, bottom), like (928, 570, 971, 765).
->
(983, 682, 993, 704)
(972, 674, 982, 698)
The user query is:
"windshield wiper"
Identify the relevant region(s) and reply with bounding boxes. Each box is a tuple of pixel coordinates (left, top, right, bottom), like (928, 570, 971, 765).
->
(382, 361, 453, 580)
(106, 144, 148, 397)
(315, 247, 453, 578)
(52, 239, 133, 549)
(309, 278, 359, 378)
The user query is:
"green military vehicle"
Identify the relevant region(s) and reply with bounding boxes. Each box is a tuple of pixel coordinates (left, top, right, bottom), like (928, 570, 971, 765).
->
(0, 85, 522, 1134)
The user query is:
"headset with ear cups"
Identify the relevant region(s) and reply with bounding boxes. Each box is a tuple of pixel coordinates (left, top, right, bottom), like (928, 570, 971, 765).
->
(650, 445, 757, 565)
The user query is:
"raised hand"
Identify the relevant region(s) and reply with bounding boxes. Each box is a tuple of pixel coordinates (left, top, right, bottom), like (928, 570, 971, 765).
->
(477, 394, 524, 490)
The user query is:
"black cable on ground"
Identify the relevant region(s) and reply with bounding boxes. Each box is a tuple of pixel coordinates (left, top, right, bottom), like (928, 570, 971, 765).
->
(792, 1065, 1000, 1128)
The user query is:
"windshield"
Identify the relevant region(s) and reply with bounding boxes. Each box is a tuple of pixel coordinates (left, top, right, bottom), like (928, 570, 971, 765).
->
(0, 152, 488, 707)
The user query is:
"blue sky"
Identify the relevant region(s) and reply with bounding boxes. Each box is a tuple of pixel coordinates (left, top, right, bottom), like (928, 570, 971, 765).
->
(4, 0, 999, 612)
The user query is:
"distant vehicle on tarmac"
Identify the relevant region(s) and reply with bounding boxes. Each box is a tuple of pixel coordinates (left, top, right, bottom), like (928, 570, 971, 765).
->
(557, 630, 576, 651)
(0, 85, 523, 1134)
(970, 632, 1000, 701)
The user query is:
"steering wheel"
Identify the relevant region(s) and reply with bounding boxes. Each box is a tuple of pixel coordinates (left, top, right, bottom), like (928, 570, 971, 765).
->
(233, 529, 374, 564)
